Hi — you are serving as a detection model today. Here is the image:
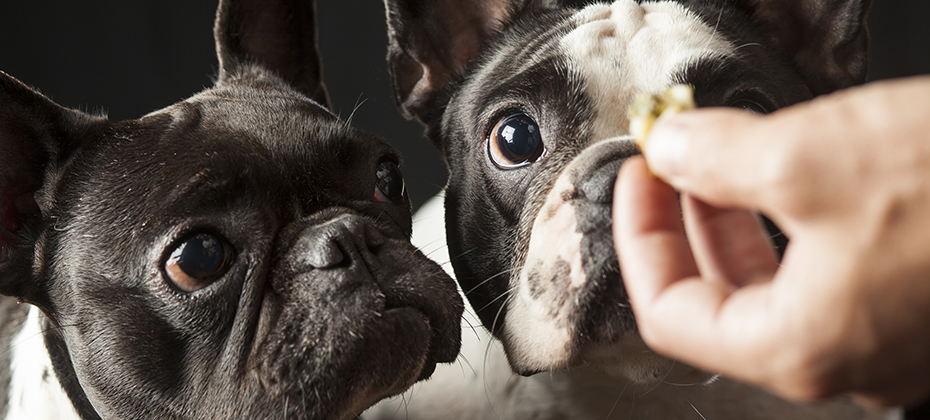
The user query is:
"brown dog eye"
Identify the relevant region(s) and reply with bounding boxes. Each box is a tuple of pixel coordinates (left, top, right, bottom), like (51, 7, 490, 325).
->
(488, 113, 545, 169)
(374, 161, 405, 202)
(165, 232, 233, 292)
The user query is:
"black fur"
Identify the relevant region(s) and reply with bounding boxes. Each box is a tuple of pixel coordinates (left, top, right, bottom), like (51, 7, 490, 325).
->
(0, 0, 463, 418)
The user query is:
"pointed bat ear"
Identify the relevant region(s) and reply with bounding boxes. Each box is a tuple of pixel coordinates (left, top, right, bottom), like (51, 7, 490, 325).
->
(214, 0, 332, 109)
(747, 0, 871, 95)
(0, 71, 104, 301)
(382, 0, 533, 125)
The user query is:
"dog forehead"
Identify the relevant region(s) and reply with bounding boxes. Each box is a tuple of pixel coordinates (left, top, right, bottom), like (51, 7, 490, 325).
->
(562, 0, 734, 141)
(150, 86, 395, 170)
(190, 86, 339, 144)
(74, 89, 393, 217)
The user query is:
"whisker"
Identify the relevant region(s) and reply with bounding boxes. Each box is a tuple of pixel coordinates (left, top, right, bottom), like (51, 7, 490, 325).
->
(626, 394, 636, 420)
(487, 288, 517, 335)
(734, 42, 764, 52)
(604, 379, 631, 420)
(474, 282, 519, 315)
(480, 337, 505, 420)
(461, 313, 482, 342)
(449, 246, 477, 263)
(455, 343, 478, 373)
(344, 94, 369, 127)
(640, 359, 678, 396)
(418, 240, 449, 260)
(700, 8, 724, 56)
(682, 394, 708, 420)
(465, 266, 522, 297)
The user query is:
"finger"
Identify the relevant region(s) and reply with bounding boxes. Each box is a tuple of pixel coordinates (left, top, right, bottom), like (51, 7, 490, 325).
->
(681, 194, 779, 288)
(613, 156, 698, 307)
(643, 108, 797, 212)
(615, 158, 779, 377)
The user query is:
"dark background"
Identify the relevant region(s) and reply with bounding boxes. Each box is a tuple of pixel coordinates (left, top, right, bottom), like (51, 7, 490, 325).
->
(1, 1, 927, 211)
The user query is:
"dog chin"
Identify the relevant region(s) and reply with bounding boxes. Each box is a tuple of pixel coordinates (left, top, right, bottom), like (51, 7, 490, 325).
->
(502, 324, 714, 386)
(343, 306, 439, 398)
(340, 308, 435, 417)
(580, 337, 716, 385)
(250, 294, 438, 419)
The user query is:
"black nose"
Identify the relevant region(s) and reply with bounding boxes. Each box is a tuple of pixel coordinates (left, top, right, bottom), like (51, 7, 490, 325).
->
(292, 215, 386, 270)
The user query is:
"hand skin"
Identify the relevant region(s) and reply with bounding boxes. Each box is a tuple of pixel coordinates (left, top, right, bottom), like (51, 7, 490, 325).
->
(613, 76, 930, 408)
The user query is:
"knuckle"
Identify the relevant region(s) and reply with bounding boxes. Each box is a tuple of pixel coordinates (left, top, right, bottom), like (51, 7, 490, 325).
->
(755, 133, 816, 215)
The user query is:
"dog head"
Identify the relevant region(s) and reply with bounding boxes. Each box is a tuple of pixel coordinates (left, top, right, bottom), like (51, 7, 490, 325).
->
(0, 0, 463, 418)
(382, 0, 868, 379)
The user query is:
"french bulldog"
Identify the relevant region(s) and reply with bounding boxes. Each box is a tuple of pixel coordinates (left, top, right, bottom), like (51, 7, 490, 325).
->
(365, 0, 897, 418)
(0, 0, 463, 418)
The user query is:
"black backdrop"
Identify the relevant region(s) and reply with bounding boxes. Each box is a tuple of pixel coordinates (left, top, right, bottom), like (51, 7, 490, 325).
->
(1, 1, 927, 210)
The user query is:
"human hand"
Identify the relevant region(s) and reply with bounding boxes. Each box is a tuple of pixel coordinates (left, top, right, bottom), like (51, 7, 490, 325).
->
(613, 76, 930, 407)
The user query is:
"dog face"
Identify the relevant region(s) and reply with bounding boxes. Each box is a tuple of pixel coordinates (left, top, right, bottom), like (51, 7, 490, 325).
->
(0, 0, 462, 418)
(383, 0, 868, 378)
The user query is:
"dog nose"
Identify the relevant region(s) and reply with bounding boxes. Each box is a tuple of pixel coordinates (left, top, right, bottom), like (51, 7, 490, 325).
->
(573, 137, 639, 204)
(579, 158, 625, 204)
(293, 215, 386, 270)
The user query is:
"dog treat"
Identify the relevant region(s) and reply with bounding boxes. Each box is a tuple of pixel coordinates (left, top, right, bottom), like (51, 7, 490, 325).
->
(628, 84, 695, 152)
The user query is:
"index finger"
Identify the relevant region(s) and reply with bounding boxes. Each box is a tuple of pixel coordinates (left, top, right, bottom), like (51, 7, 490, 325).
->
(613, 156, 698, 304)
(614, 157, 778, 379)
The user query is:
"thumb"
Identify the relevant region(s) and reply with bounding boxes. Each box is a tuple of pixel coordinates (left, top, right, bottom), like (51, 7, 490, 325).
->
(644, 108, 791, 211)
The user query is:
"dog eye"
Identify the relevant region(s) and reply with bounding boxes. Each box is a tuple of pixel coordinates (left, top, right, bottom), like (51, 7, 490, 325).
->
(729, 99, 768, 114)
(374, 161, 405, 202)
(488, 113, 546, 169)
(165, 232, 233, 292)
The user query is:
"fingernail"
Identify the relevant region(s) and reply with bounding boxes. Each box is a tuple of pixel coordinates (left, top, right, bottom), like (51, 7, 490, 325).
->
(644, 121, 689, 179)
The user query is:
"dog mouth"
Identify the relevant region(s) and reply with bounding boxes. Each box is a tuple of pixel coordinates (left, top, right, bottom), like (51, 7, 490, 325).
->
(245, 283, 451, 419)
(367, 304, 437, 381)
(244, 215, 462, 417)
(382, 297, 455, 375)
(381, 306, 437, 379)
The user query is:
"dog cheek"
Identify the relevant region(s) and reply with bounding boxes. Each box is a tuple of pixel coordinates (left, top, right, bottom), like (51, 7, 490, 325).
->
(62, 303, 188, 414)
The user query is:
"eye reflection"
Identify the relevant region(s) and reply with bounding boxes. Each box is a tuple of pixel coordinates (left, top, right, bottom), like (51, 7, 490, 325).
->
(165, 232, 232, 292)
(488, 113, 545, 168)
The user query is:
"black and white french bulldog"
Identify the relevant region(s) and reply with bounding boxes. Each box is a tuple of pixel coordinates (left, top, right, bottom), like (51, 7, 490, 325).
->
(0, 0, 463, 418)
(366, 0, 896, 418)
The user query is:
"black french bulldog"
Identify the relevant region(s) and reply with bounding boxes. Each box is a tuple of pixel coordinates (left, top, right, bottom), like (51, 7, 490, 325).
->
(368, 0, 890, 418)
(0, 0, 462, 418)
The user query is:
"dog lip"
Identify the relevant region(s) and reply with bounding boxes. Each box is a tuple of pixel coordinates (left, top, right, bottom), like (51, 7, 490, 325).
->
(379, 306, 437, 380)
(380, 301, 457, 379)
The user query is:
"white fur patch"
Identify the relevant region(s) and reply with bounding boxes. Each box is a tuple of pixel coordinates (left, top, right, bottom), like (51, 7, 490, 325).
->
(5, 306, 80, 420)
(563, 0, 734, 142)
(501, 175, 583, 370)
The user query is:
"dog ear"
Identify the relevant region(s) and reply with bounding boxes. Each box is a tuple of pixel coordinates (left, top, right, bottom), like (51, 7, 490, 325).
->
(214, 0, 332, 109)
(383, 0, 543, 124)
(0, 72, 103, 300)
(747, 0, 871, 95)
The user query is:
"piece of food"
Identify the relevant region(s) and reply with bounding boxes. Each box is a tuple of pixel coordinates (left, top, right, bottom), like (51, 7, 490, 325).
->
(628, 84, 695, 152)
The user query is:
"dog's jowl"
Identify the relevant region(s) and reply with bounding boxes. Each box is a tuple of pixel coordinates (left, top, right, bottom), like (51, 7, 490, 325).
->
(366, 0, 890, 419)
(0, 0, 463, 419)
